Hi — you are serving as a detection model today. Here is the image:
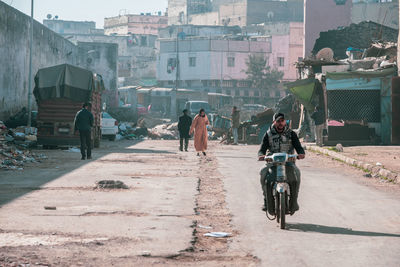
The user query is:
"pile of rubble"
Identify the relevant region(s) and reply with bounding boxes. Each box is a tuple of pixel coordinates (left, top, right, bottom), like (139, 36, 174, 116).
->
(148, 122, 179, 140)
(0, 121, 47, 170)
(117, 118, 150, 140)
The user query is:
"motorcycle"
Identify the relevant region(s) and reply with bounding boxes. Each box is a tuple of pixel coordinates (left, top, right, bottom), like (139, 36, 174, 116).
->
(263, 153, 297, 229)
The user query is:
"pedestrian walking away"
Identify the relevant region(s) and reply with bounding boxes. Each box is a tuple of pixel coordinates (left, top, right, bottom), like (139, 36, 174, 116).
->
(231, 106, 240, 145)
(74, 102, 94, 160)
(311, 105, 326, 147)
(189, 108, 209, 156)
(178, 109, 192, 151)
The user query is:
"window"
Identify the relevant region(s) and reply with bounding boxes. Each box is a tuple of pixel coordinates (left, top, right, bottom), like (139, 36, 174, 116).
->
(225, 89, 231, 95)
(141, 36, 147, 46)
(244, 90, 249, 97)
(254, 90, 259, 97)
(167, 58, 177, 73)
(189, 57, 196, 67)
(278, 57, 285, 67)
(235, 89, 240, 96)
(228, 57, 235, 67)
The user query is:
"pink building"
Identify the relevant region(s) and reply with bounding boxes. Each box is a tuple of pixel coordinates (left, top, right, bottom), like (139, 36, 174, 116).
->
(288, 22, 304, 81)
(104, 14, 168, 35)
(304, 0, 352, 58)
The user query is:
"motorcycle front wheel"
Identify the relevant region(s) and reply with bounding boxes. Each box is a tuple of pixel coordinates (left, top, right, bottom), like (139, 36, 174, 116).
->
(279, 192, 286, 229)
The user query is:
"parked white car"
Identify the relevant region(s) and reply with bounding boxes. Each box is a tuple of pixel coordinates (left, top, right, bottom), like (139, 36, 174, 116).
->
(101, 112, 118, 141)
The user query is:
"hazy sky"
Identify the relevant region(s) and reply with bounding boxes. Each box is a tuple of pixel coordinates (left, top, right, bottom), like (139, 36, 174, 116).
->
(3, 0, 168, 28)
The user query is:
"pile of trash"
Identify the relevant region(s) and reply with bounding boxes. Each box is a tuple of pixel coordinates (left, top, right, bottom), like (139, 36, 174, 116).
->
(116, 118, 149, 141)
(0, 120, 47, 170)
(148, 122, 179, 140)
(0, 142, 47, 170)
(0, 121, 38, 148)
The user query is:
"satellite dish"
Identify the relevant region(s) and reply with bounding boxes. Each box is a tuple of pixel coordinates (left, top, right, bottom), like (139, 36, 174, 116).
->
(46, 14, 52, 19)
(54, 15, 59, 20)
(316, 48, 334, 61)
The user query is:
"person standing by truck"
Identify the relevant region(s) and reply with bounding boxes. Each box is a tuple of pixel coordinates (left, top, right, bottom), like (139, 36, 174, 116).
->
(178, 109, 192, 152)
(231, 106, 240, 145)
(74, 102, 94, 160)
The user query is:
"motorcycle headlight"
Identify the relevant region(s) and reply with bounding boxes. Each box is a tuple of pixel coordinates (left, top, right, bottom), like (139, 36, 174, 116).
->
(273, 154, 287, 163)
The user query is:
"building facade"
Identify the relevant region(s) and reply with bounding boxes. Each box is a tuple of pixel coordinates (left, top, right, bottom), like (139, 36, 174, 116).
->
(104, 14, 168, 35)
(351, 0, 398, 30)
(167, 0, 303, 27)
(304, 0, 352, 58)
(157, 36, 289, 104)
(43, 19, 100, 35)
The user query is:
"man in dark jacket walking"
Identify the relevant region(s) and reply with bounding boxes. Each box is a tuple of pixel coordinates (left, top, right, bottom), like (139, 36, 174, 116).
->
(178, 109, 192, 151)
(74, 102, 94, 160)
(311, 105, 325, 147)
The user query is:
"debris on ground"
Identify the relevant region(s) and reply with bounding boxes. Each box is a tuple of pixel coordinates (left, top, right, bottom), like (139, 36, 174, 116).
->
(203, 232, 231, 238)
(0, 121, 47, 170)
(148, 122, 179, 140)
(66, 147, 80, 153)
(117, 121, 148, 141)
(95, 180, 129, 189)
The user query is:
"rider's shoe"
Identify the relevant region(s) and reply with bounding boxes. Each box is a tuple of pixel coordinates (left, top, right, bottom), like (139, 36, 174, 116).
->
(289, 202, 299, 215)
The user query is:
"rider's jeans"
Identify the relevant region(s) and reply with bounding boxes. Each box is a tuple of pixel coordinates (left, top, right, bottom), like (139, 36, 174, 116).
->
(259, 163, 301, 200)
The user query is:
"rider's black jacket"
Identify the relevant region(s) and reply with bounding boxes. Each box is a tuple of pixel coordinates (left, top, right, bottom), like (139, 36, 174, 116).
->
(258, 126, 305, 157)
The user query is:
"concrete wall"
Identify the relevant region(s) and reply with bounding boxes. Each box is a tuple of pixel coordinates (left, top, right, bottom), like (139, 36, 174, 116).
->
(158, 25, 241, 38)
(64, 34, 157, 81)
(168, 0, 188, 25)
(243, 22, 290, 36)
(351, 1, 398, 30)
(77, 42, 118, 107)
(77, 42, 118, 91)
(43, 20, 96, 34)
(0, 2, 77, 120)
(189, 11, 219, 25)
(104, 15, 167, 35)
(104, 16, 129, 35)
(0, 2, 120, 120)
(246, 0, 303, 25)
(219, 2, 247, 27)
(304, 0, 352, 58)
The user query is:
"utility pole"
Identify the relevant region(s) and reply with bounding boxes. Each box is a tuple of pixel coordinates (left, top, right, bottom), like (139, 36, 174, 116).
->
(170, 33, 179, 121)
(27, 0, 34, 127)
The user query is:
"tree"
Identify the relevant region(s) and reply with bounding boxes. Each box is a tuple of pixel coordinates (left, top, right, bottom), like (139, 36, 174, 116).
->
(245, 54, 284, 93)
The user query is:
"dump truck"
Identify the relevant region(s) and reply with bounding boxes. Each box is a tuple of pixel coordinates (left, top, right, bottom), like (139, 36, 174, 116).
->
(33, 64, 103, 147)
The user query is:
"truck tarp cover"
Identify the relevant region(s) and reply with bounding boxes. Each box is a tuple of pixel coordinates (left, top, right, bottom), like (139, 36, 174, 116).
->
(34, 64, 97, 102)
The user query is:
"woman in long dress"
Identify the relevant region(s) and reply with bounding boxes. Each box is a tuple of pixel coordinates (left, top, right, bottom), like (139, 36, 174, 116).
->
(189, 108, 209, 156)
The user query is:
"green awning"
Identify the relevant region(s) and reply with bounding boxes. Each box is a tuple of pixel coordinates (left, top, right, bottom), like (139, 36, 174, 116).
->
(285, 78, 316, 111)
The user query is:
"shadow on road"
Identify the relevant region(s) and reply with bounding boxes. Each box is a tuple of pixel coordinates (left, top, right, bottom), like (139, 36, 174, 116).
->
(0, 139, 178, 206)
(287, 223, 400, 237)
(121, 148, 175, 154)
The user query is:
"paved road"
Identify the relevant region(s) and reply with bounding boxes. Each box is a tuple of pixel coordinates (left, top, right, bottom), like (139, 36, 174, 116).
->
(0, 140, 198, 265)
(217, 144, 400, 267)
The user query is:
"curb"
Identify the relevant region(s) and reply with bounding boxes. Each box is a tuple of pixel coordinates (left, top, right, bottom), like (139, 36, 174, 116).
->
(305, 145, 398, 184)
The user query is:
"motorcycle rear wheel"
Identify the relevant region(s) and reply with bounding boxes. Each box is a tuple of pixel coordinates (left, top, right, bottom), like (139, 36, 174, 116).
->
(279, 192, 286, 229)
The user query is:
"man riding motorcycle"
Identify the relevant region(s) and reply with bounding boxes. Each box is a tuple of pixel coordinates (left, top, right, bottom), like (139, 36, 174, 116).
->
(258, 113, 305, 215)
